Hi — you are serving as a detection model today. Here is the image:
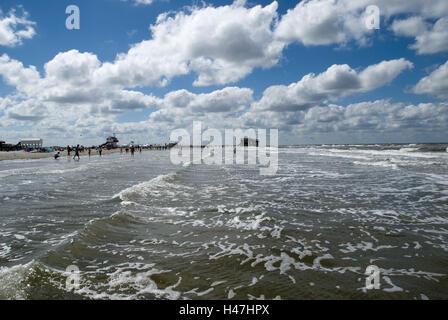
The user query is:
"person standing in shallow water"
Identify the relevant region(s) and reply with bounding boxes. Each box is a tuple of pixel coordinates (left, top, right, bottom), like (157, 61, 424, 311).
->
(130, 145, 135, 157)
(73, 144, 80, 161)
(67, 146, 71, 157)
(88, 147, 91, 158)
(98, 147, 102, 157)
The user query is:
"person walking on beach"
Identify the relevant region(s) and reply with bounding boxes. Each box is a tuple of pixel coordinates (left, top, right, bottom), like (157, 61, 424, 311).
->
(98, 147, 103, 157)
(130, 145, 135, 157)
(73, 145, 81, 161)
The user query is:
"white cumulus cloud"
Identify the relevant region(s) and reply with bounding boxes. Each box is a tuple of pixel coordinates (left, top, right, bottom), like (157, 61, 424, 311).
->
(252, 59, 413, 112)
(97, 1, 283, 87)
(275, 0, 448, 53)
(413, 61, 448, 99)
(0, 7, 36, 47)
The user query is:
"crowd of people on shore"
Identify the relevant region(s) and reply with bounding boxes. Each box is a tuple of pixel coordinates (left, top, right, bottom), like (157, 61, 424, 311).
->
(53, 144, 169, 160)
(54, 145, 104, 160)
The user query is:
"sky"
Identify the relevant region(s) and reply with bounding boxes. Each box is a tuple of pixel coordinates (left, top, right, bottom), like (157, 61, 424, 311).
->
(0, 0, 447, 146)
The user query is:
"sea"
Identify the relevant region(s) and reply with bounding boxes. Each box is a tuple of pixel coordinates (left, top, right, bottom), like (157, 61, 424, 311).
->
(0, 143, 447, 300)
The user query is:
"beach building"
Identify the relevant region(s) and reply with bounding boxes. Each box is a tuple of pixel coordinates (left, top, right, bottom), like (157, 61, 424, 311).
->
(101, 136, 119, 149)
(20, 139, 43, 149)
(0, 140, 22, 151)
(240, 138, 259, 147)
(107, 136, 119, 148)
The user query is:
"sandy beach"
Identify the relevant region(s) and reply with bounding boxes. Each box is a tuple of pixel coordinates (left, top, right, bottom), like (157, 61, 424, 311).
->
(0, 149, 124, 161)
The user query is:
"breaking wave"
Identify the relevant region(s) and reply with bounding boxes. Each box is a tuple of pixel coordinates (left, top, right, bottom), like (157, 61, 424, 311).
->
(113, 172, 181, 202)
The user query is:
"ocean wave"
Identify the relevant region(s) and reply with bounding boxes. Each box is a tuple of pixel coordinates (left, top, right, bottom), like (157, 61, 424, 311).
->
(399, 148, 421, 153)
(71, 263, 181, 300)
(331, 148, 445, 159)
(353, 161, 399, 169)
(0, 261, 35, 299)
(407, 144, 448, 153)
(306, 151, 372, 161)
(113, 172, 185, 202)
(0, 259, 182, 300)
(0, 163, 99, 179)
(299, 146, 448, 162)
(87, 211, 145, 228)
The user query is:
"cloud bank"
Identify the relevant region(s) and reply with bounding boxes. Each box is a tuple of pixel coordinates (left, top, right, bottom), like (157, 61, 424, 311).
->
(0, 0, 447, 145)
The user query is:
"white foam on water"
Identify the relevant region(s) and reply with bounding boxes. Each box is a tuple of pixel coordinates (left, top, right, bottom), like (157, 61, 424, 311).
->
(217, 204, 263, 215)
(64, 262, 183, 300)
(0, 168, 32, 179)
(371, 210, 401, 220)
(183, 161, 192, 167)
(226, 214, 269, 231)
(109, 270, 181, 300)
(0, 243, 11, 259)
(307, 151, 372, 161)
(339, 241, 396, 253)
(307, 169, 353, 178)
(312, 253, 334, 269)
(379, 267, 445, 281)
(0, 162, 103, 180)
(186, 287, 214, 297)
(353, 161, 399, 170)
(113, 172, 182, 201)
(211, 280, 227, 287)
(0, 261, 35, 299)
(331, 148, 446, 159)
(382, 276, 404, 293)
(400, 148, 420, 152)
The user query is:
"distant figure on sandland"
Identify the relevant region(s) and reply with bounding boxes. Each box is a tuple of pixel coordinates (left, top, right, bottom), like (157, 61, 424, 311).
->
(98, 147, 103, 157)
(73, 145, 80, 161)
(139, 146, 142, 153)
(54, 152, 61, 160)
(120, 147, 123, 153)
(88, 147, 91, 157)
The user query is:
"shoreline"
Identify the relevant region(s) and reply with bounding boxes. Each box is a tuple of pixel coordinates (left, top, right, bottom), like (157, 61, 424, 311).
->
(0, 148, 126, 162)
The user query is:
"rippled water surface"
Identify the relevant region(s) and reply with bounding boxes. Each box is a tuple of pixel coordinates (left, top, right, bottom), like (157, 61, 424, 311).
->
(1, 144, 447, 300)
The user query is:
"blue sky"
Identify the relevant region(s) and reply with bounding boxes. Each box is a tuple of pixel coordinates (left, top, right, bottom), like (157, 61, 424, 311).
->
(0, 0, 447, 145)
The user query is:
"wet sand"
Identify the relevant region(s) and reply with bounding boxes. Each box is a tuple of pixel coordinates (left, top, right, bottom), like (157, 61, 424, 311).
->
(0, 149, 124, 161)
